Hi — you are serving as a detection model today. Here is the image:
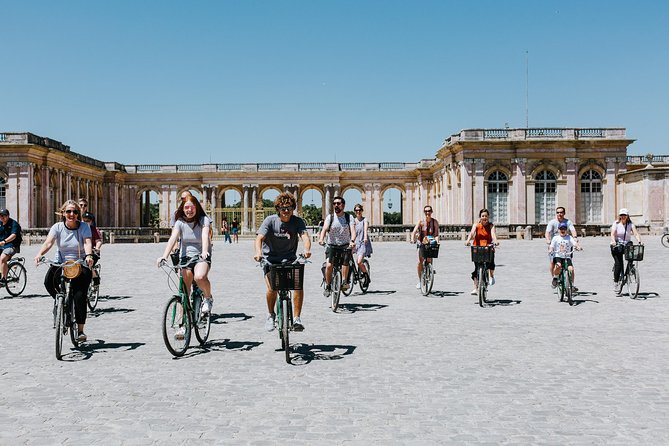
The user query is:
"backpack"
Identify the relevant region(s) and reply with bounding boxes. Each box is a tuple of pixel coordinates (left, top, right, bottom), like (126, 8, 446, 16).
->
(327, 212, 352, 234)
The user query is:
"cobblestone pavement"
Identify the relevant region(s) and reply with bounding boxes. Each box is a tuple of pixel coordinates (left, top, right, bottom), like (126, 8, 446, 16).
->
(1, 236, 668, 445)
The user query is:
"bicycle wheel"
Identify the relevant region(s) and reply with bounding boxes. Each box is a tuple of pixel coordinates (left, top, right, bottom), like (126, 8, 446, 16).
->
(420, 263, 431, 296)
(162, 295, 190, 357)
(282, 297, 291, 364)
(626, 263, 640, 299)
(557, 273, 565, 302)
(5, 262, 27, 297)
(359, 260, 370, 294)
(87, 265, 100, 311)
(68, 296, 79, 347)
(331, 270, 342, 312)
(477, 267, 487, 307)
(55, 295, 65, 360)
(662, 234, 669, 248)
(276, 295, 286, 350)
(615, 269, 625, 295)
(341, 267, 353, 297)
(565, 270, 573, 306)
(193, 302, 211, 346)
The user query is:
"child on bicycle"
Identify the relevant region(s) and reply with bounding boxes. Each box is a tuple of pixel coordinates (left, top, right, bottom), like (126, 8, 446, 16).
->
(549, 221, 580, 289)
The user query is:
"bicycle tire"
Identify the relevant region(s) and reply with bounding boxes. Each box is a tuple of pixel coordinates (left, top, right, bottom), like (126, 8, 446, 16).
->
(193, 302, 211, 345)
(282, 298, 291, 364)
(359, 259, 370, 294)
(277, 294, 286, 350)
(615, 269, 625, 295)
(662, 234, 669, 248)
(626, 264, 640, 299)
(162, 295, 190, 357)
(5, 262, 27, 297)
(557, 272, 565, 302)
(420, 263, 431, 296)
(67, 293, 79, 347)
(87, 265, 101, 311)
(55, 295, 65, 360)
(341, 266, 353, 297)
(427, 263, 435, 294)
(478, 266, 487, 307)
(565, 270, 573, 306)
(331, 270, 342, 312)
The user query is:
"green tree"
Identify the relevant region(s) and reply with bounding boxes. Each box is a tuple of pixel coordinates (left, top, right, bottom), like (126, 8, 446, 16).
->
(384, 212, 401, 224)
(301, 204, 322, 225)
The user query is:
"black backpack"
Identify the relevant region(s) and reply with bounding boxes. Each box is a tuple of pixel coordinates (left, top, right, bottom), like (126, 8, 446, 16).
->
(327, 212, 352, 233)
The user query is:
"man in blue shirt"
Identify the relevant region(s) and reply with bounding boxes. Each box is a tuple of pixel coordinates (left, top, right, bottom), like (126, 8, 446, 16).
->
(0, 209, 22, 284)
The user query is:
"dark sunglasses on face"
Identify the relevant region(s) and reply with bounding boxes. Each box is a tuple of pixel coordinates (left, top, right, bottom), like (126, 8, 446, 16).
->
(65, 210, 80, 215)
(354, 209, 362, 212)
(556, 211, 565, 214)
(279, 207, 293, 212)
(424, 210, 432, 214)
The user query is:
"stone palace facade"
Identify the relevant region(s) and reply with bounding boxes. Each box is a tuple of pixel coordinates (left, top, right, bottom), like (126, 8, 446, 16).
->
(1, 128, 668, 232)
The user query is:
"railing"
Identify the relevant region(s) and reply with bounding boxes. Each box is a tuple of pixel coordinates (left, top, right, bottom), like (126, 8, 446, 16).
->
(122, 162, 420, 173)
(484, 129, 509, 139)
(444, 128, 628, 145)
(527, 128, 563, 138)
(627, 155, 669, 165)
(176, 164, 202, 172)
(137, 164, 161, 171)
(576, 129, 605, 138)
(217, 163, 242, 171)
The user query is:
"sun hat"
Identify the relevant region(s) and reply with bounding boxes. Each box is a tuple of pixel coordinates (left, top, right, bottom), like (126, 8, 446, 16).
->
(618, 208, 629, 216)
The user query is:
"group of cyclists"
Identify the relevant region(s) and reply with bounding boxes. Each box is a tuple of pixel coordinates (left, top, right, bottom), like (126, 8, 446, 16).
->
(1, 191, 647, 345)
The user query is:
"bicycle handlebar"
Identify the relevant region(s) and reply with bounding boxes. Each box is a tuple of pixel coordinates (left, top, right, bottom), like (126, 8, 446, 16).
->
(257, 254, 310, 268)
(36, 257, 88, 268)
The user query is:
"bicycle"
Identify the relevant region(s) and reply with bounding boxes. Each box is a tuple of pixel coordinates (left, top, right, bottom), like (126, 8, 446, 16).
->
(614, 242, 643, 299)
(341, 248, 370, 296)
(159, 257, 211, 357)
(418, 243, 439, 296)
(552, 247, 577, 306)
(469, 245, 496, 308)
(259, 255, 307, 364)
(2, 256, 27, 297)
(661, 232, 669, 248)
(321, 245, 351, 312)
(86, 252, 101, 311)
(38, 257, 88, 360)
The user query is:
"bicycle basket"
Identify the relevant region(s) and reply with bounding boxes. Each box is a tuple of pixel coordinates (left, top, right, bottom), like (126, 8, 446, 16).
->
(270, 263, 305, 291)
(419, 244, 440, 259)
(62, 260, 82, 279)
(471, 245, 494, 263)
(624, 244, 644, 261)
(328, 247, 350, 267)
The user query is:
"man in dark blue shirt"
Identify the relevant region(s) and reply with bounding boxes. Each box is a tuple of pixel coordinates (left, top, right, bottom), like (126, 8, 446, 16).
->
(0, 209, 22, 284)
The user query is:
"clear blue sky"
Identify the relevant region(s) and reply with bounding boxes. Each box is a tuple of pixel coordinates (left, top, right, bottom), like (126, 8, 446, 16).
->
(2, 0, 667, 164)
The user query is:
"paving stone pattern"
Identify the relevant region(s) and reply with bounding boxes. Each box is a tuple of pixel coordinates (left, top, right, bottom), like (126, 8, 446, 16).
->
(1, 237, 668, 445)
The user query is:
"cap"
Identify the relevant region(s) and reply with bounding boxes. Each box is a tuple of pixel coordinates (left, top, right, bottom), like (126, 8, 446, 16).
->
(618, 208, 629, 216)
(0, 208, 9, 216)
(558, 221, 569, 229)
(82, 212, 95, 220)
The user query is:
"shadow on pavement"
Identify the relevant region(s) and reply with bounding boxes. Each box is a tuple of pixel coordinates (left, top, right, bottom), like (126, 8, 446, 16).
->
(2, 293, 47, 299)
(63, 339, 145, 361)
(430, 290, 463, 298)
(571, 298, 600, 306)
(175, 339, 263, 359)
(485, 298, 522, 306)
(210, 312, 253, 325)
(357, 290, 397, 296)
(103, 295, 132, 301)
(625, 291, 661, 300)
(88, 307, 136, 318)
(337, 303, 388, 313)
(290, 343, 356, 365)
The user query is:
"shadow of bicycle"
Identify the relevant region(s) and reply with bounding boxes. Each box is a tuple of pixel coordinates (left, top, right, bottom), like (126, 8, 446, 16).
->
(354, 290, 397, 296)
(336, 303, 388, 313)
(174, 339, 263, 359)
(87, 307, 136, 318)
(625, 291, 662, 300)
(290, 343, 356, 365)
(102, 295, 132, 301)
(210, 312, 253, 325)
(64, 339, 145, 361)
(484, 298, 522, 307)
(2, 293, 46, 299)
(430, 290, 463, 298)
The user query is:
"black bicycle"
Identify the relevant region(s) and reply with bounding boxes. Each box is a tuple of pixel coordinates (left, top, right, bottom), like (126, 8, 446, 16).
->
(87, 255, 101, 311)
(321, 245, 351, 312)
(661, 233, 669, 248)
(341, 251, 370, 296)
(470, 245, 496, 307)
(2, 256, 27, 297)
(418, 243, 439, 296)
(260, 255, 307, 364)
(614, 242, 643, 299)
(552, 248, 576, 306)
(38, 257, 88, 360)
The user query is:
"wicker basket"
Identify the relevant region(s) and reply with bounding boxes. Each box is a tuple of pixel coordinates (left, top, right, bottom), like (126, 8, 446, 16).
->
(624, 244, 644, 261)
(419, 244, 440, 259)
(269, 263, 305, 291)
(62, 260, 82, 279)
(471, 245, 494, 263)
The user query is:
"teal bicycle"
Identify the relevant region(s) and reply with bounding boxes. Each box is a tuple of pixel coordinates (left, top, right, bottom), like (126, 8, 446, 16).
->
(2, 256, 27, 297)
(260, 255, 307, 364)
(552, 247, 580, 306)
(159, 257, 211, 357)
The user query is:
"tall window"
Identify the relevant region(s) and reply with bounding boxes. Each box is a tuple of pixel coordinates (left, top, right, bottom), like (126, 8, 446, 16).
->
(0, 177, 6, 210)
(487, 171, 509, 224)
(580, 169, 603, 223)
(535, 170, 556, 224)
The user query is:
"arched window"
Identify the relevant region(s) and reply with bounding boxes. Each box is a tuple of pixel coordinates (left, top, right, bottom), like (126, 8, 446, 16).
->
(535, 170, 557, 224)
(486, 171, 509, 224)
(0, 177, 6, 210)
(580, 169, 603, 223)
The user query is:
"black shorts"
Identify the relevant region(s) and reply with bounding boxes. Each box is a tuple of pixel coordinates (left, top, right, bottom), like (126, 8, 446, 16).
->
(552, 257, 573, 267)
(179, 255, 212, 271)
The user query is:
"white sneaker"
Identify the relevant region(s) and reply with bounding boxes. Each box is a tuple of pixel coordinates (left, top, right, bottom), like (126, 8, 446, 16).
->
(201, 297, 213, 314)
(470, 289, 477, 295)
(265, 313, 275, 332)
(415, 282, 421, 289)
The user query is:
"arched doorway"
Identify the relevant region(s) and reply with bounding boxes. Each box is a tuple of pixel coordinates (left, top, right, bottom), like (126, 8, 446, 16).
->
(383, 187, 402, 224)
(139, 189, 161, 227)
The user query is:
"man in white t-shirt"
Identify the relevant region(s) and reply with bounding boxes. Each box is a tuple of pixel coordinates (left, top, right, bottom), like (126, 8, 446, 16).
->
(318, 196, 356, 297)
(545, 206, 581, 288)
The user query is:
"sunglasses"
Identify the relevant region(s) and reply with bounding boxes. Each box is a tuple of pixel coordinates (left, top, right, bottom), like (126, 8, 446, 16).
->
(424, 210, 432, 214)
(279, 207, 293, 212)
(65, 210, 80, 215)
(354, 209, 362, 212)
(556, 211, 565, 214)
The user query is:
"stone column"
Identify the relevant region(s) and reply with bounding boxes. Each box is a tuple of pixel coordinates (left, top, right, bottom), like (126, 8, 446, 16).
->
(511, 158, 528, 225)
(284, 184, 299, 214)
(403, 183, 413, 224)
(372, 183, 382, 224)
(461, 159, 474, 225)
(565, 157, 579, 223)
(604, 157, 618, 220)
(242, 185, 250, 232)
(473, 159, 485, 219)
